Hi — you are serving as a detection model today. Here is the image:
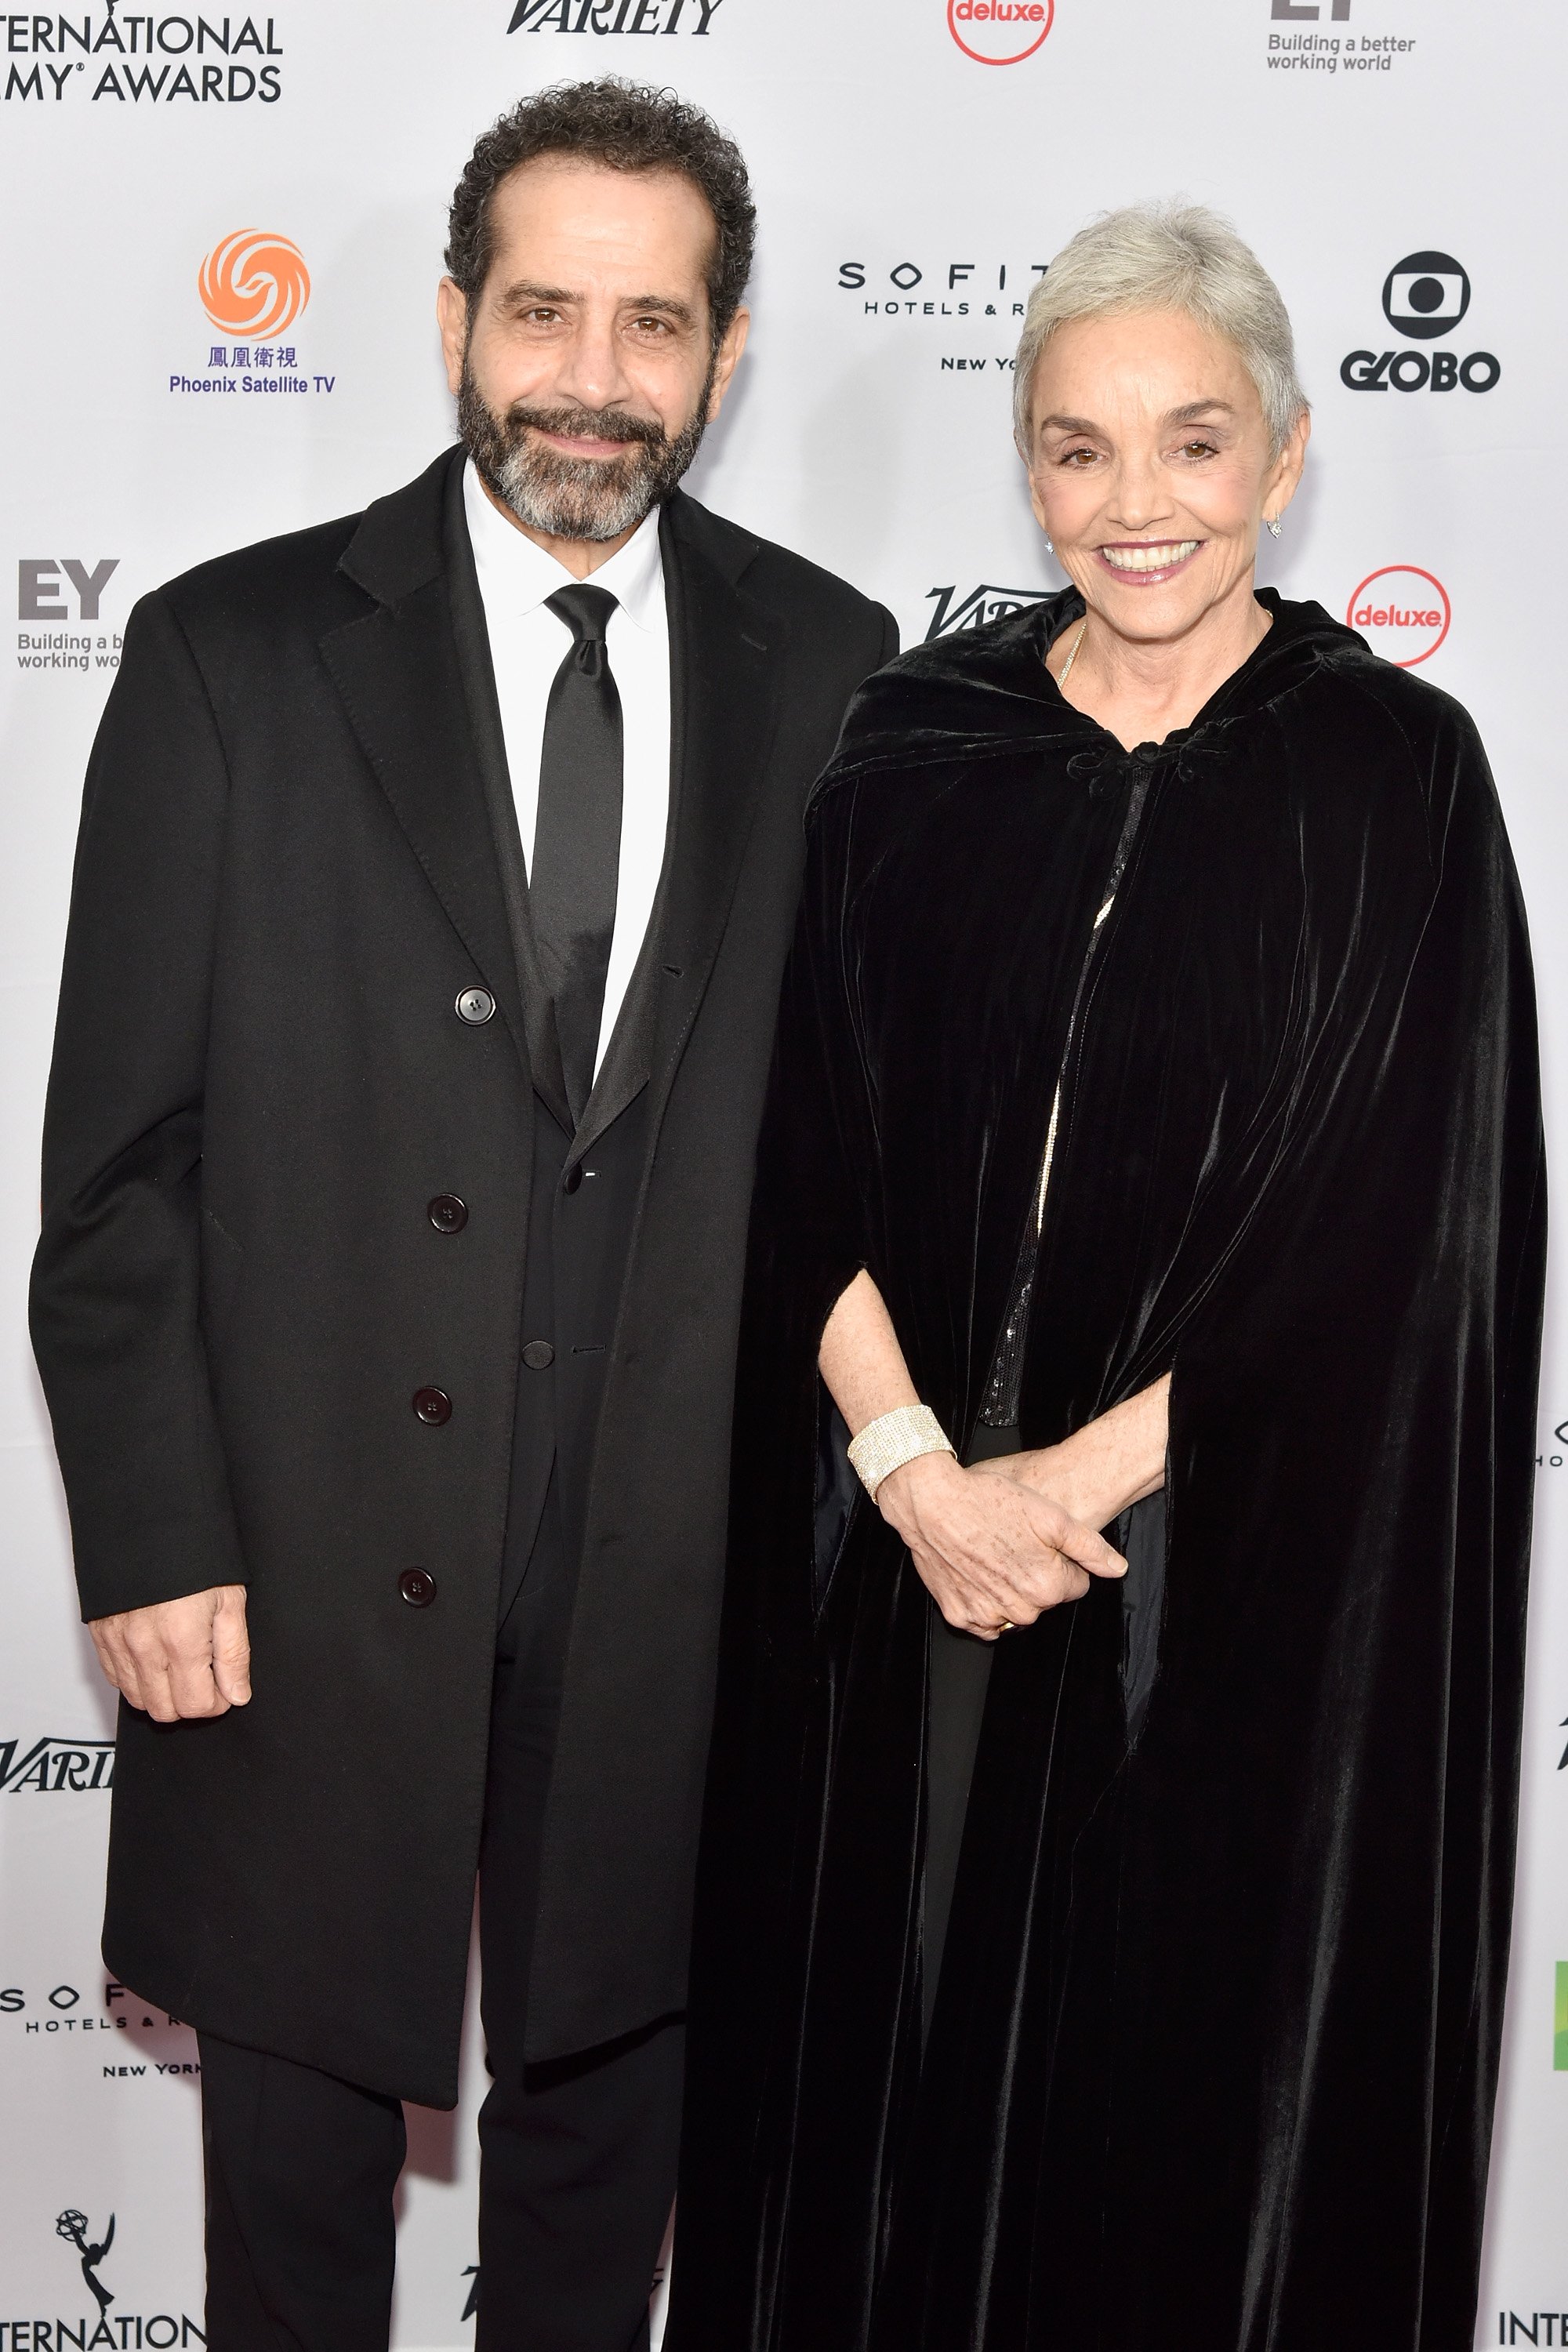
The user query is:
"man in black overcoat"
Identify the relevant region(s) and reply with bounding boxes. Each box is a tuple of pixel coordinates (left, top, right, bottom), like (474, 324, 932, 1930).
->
(30, 79, 895, 2352)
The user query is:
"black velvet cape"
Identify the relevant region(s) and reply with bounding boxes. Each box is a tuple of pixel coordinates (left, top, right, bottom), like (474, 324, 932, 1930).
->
(670, 591, 1545, 2352)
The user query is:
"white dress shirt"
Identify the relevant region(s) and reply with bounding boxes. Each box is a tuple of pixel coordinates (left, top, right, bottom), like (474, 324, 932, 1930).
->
(463, 456, 671, 1081)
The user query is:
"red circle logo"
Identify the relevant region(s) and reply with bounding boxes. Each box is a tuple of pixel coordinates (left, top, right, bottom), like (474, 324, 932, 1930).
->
(947, 0, 1054, 65)
(1345, 565, 1450, 668)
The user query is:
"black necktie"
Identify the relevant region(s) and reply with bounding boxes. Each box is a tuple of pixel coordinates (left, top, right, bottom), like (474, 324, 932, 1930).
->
(532, 583, 623, 1123)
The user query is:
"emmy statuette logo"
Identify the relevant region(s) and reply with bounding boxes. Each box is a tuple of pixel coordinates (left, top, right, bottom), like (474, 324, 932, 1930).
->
(56, 2209, 116, 2318)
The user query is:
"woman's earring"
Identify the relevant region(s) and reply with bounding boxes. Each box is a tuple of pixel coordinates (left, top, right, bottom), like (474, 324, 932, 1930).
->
(1265, 515, 1283, 539)
(1044, 536, 1054, 554)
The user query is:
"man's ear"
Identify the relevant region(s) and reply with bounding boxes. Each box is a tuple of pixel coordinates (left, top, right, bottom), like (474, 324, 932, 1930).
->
(437, 277, 469, 400)
(706, 304, 750, 423)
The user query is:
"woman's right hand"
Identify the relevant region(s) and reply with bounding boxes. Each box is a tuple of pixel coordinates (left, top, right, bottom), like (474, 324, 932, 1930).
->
(874, 1453, 1127, 1639)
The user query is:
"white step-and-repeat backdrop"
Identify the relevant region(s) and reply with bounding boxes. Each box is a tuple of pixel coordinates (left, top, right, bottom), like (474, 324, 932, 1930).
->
(2, 1, 1566, 2343)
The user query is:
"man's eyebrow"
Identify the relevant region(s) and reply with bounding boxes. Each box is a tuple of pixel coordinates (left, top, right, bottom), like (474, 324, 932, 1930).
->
(497, 280, 577, 309)
(621, 292, 699, 327)
(493, 281, 699, 329)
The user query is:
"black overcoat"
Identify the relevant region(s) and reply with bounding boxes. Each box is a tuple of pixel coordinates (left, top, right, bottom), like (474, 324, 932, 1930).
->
(29, 446, 896, 2104)
(672, 591, 1544, 2350)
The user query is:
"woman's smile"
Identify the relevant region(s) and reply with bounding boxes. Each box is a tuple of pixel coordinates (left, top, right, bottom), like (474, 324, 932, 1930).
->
(1094, 537, 1203, 583)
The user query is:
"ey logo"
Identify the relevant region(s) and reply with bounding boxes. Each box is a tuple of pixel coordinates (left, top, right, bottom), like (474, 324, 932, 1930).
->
(18, 559, 118, 620)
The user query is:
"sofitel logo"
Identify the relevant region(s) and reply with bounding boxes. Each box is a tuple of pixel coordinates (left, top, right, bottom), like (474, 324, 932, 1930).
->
(1341, 251, 1499, 395)
(1345, 565, 1450, 668)
(947, 0, 1053, 65)
(926, 584, 1048, 640)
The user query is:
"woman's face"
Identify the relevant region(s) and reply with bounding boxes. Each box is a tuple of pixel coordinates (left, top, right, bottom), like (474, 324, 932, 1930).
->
(1023, 307, 1308, 645)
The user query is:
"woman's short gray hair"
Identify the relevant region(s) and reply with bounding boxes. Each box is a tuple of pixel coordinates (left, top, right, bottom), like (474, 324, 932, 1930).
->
(1013, 201, 1308, 457)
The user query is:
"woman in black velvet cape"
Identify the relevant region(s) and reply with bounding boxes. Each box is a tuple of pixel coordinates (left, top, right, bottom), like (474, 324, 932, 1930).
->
(670, 207, 1544, 2352)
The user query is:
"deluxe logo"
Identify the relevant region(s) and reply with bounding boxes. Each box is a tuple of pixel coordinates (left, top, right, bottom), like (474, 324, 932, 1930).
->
(1346, 565, 1450, 667)
(926, 583, 1048, 640)
(1341, 250, 1498, 394)
(0, 1735, 115, 1791)
(948, 0, 1054, 65)
(200, 229, 309, 338)
(508, 0, 726, 30)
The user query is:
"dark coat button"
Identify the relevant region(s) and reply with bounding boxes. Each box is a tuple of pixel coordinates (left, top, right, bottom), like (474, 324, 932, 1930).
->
(398, 1568, 436, 1607)
(562, 1163, 583, 1194)
(522, 1340, 555, 1371)
(456, 986, 495, 1024)
(428, 1194, 468, 1233)
(412, 1386, 452, 1425)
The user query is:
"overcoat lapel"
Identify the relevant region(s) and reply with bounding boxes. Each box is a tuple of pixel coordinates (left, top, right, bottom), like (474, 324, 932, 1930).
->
(569, 495, 780, 1163)
(318, 451, 535, 1096)
(440, 459, 573, 1132)
(645, 500, 780, 1133)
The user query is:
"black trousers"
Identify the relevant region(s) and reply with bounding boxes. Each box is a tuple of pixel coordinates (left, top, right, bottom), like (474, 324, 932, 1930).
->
(200, 1477, 683, 2352)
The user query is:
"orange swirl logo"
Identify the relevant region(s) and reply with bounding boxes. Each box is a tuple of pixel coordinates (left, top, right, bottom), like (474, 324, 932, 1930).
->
(198, 230, 310, 339)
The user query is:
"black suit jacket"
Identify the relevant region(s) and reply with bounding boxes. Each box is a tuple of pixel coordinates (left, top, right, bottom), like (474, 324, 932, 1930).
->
(30, 446, 896, 2102)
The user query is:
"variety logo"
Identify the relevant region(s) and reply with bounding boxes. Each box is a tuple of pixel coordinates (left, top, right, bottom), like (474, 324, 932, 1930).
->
(1341, 250, 1499, 394)
(199, 227, 309, 338)
(1, 9, 284, 106)
(926, 583, 1049, 640)
(947, 0, 1054, 64)
(507, 0, 726, 30)
(0, 1734, 115, 1790)
(1346, 566, 1449, 666)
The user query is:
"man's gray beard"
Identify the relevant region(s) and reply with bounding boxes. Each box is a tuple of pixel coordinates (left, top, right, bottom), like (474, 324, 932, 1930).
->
(457, 365, 713, 543)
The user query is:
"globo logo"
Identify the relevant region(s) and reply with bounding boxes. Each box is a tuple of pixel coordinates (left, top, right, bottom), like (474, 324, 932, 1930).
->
(948, 0, 1054, 65)
(1346, 565, 1450, 667)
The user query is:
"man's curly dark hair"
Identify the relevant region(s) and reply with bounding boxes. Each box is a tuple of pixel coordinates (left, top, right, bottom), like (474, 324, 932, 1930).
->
(446, 79, 756, 347)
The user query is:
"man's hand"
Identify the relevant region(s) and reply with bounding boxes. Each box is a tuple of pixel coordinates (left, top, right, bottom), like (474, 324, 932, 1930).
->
(88, 1585, 252, 1723)
(875, 1454, 1125, 1639)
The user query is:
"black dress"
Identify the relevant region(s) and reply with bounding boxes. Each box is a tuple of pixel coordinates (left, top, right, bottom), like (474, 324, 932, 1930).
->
(669, 590, 1545, 2352)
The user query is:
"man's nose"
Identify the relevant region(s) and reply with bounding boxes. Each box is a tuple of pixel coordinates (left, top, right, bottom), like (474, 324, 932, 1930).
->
(551, 316, 635, 415)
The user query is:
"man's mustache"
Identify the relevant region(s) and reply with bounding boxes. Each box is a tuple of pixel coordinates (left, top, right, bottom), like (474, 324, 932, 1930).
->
(503, 402, 669, 453)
